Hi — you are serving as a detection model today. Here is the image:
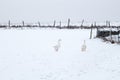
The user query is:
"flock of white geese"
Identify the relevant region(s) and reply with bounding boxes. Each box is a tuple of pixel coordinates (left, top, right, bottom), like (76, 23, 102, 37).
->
(53, 39, 86, 52)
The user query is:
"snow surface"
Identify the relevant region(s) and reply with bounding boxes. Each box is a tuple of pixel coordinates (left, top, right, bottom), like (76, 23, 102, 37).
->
(0, 29, 120, 80)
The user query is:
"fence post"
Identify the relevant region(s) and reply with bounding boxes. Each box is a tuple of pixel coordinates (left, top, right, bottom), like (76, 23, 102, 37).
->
(53, 20, 56, 27)
(106, 21, 107, 27)
(81, 19, 84, 28)
(90, 24, 93, 39)
(38, 21, 41, 27)
(117, 27, 120, 42)
(109, 21, 112, 42)
(22, 21, 24, 27)
(106, 20, 108, 27)
(8, 20, 10, 28)
(59, 21, 61, 28)
(94, 21, 96, 27)
(67, 18, 70, 28)
(96, 26, 99, 37)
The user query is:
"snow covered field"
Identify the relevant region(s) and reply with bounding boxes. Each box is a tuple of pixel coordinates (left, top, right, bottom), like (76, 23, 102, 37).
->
(0, 29, 120, 80)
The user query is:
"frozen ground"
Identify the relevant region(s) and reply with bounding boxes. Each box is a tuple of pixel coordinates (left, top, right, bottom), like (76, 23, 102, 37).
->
(0, 29, 120, 80)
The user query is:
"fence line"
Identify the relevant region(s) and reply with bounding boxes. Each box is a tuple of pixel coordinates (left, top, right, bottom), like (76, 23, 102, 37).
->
(0, 19, 120, 29)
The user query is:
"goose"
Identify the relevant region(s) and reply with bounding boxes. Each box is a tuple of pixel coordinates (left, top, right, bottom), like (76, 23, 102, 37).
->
(81, 40, 86, 52)
(53, 39, 62, 52)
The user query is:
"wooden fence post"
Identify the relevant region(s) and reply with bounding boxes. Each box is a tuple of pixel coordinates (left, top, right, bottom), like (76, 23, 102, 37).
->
(90, 24, 93, 39)
(67, 18, 70, 28)
(109, 21, 112, 42)
(22, 21, 24, 27)
(94, 21, 96, 27)
(106, 20, 108, 27)
(8, 20, 10, 27)
(117, 27, 120, 42)
(59, 21, 61, 28)
(38, 21, 41, 27)
(106, 21, 107, 27)
(81, 19, 84, 28)
(96, 26, 99, 37)
(53, 20, 56, 27)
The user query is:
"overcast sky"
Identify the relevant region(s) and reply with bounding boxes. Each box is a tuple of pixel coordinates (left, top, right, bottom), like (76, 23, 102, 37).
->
(0, 0, 120, 23)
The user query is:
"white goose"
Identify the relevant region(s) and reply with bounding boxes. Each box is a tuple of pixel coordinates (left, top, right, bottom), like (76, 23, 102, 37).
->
(53, 39, 62, 52)
(81, 40, 87, 52)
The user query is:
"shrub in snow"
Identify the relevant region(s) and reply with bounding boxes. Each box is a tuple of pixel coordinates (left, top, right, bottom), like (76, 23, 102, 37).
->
(81, 40, 86, 52)
(53, 39, 62, 52)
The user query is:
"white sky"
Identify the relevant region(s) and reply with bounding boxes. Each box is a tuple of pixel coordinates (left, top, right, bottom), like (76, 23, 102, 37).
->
(0, 0, 120, 23)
